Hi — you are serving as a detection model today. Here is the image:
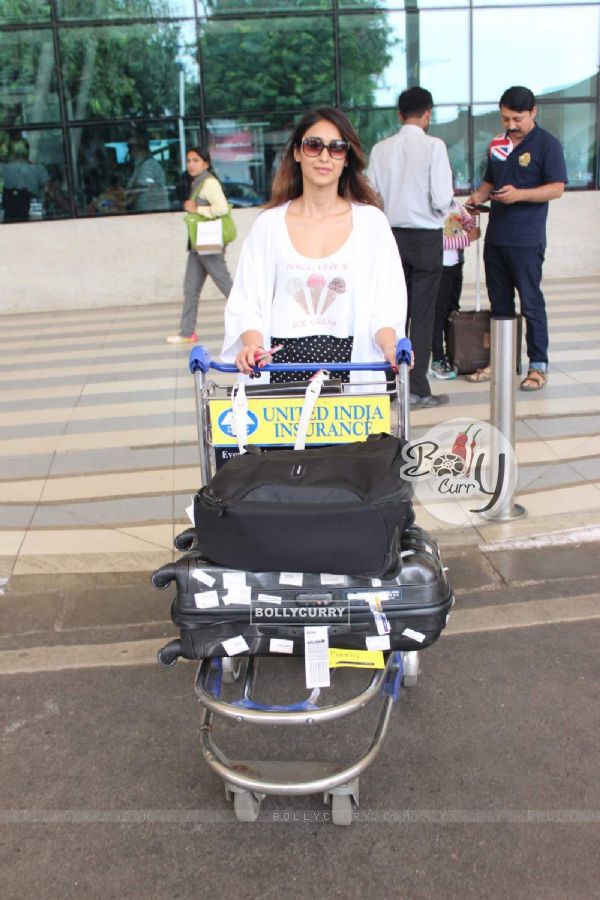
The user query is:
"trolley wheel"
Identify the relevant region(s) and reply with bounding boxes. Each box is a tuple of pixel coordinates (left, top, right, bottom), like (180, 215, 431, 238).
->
(402, 650, 421, 687)
(331, 794, 354, 826)
(233, 791, 261, 822)
(222, 657, 247, 684)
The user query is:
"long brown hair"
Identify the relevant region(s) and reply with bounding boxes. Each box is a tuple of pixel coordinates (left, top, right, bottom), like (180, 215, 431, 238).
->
(266, 107, 382, 210)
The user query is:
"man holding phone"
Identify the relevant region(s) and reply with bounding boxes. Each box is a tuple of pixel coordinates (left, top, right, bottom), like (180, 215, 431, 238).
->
(467, 85, 567, 391)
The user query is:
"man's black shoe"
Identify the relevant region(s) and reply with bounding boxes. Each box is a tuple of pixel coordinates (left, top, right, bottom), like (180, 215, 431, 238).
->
(409, 393, 450, 409)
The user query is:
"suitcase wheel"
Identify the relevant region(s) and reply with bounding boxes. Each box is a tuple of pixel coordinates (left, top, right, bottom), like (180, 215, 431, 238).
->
(151, 564, 176, 590)
(173, 527, 197, 552)
(157, 639, 182, 667)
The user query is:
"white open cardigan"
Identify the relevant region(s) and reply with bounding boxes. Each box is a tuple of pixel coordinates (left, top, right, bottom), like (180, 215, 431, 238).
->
(221, 202, 407, 387)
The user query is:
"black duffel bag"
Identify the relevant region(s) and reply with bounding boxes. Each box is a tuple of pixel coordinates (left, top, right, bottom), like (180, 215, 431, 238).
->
(193, 433, 413, 578)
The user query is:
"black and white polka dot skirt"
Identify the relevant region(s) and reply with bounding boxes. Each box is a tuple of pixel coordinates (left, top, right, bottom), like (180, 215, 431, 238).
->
(269, 334, 353, 384)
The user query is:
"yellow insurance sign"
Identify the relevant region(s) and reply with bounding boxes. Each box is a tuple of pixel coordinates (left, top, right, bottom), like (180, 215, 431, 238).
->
(209, 395, 391, 447)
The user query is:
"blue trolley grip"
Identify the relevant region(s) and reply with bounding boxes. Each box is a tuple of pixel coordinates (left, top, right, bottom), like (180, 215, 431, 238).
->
(395, 337, 412, 368)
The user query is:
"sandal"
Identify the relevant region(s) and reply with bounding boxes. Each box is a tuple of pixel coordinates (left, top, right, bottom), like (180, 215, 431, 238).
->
(520, 369, 548, 391)
(465, 366, 491, 383)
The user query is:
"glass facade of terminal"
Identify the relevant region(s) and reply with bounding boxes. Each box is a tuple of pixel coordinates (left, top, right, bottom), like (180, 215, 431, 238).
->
(1, 0, 598, 221)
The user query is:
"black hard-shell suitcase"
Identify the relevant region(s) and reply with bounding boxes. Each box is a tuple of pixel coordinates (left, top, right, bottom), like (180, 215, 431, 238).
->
(151, 526, 453, 663)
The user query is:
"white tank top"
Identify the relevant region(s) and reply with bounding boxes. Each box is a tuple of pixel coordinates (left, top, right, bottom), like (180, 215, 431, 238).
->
(270, 225, 355, 338)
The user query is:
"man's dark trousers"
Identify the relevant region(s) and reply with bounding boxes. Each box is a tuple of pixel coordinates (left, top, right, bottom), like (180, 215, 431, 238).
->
(392, 227, 443, 397)
(483, 243, 548, 365)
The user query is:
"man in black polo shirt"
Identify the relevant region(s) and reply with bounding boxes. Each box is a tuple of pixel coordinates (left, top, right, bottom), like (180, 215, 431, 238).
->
(467, 86, 568, 391)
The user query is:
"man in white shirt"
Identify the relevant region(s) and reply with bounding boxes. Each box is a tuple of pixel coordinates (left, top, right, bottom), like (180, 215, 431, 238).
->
(368, 87, 454, 408)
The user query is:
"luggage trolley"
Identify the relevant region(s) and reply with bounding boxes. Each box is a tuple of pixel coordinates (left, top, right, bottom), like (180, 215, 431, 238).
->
(153, 341, 452, 824)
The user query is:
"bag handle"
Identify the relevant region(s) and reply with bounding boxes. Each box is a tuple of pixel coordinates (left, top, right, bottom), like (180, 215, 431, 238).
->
(294, 370, 328, 451)
(230, 380, 248, 454)
(190, 170, 212, 204)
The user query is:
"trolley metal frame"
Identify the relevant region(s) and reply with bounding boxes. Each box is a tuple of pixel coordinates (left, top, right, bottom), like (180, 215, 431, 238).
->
(167, 340, 420, 824)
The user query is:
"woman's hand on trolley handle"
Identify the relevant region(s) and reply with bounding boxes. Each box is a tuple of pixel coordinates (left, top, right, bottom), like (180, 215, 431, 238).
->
(235, 329, 273, 375)
(376, 327, 415, 372)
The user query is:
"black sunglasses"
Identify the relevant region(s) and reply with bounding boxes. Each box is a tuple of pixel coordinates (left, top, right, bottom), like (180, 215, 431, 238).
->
(301, 137, 350, 161)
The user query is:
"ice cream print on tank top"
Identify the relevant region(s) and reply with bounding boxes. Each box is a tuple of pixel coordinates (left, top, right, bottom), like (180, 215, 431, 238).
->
(271, 231, 354, 338)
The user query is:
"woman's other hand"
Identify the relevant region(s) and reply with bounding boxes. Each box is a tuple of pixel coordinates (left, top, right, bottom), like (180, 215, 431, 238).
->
(235, 331, 266, 374)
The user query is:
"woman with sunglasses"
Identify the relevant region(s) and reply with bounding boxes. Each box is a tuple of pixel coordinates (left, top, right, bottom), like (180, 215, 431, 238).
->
(221, 107, 407, 386)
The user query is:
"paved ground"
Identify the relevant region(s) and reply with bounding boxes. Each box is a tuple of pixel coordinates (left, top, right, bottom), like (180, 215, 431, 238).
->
(1, 541, 599, 900)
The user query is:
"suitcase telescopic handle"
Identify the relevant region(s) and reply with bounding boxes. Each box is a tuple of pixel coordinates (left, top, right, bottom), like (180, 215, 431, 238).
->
(189, 339, 413, 375)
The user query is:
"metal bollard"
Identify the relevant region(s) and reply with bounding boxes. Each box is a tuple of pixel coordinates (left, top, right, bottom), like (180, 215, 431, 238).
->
(489, 316, 525, 520)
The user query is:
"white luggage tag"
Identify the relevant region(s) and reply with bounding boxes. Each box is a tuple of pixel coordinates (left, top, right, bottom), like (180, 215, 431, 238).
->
(294, 369, 328, 451)
(230, 379, 248, 454)
(368, 595, 391, 636)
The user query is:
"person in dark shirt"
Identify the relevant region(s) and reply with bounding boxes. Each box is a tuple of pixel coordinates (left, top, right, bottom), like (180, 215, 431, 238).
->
(467, 85, 568, 391)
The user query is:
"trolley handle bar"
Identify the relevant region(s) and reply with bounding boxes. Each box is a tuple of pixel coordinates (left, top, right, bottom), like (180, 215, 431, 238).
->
(189, 339, 412, 375)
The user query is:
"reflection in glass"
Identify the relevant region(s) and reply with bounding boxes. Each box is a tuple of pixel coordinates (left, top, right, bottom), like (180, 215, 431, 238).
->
(473, 0, 597, 5)
(200, 0, 330, 10)
(201, 17, 335, 116)
(340, 11, 469, 107)
(59, 22, 199, 121)
(537, 104, 596, 188)
(0, 0, 50, 24)
(473, 6, 600, 103)
(429, 106, 470, 191)
(207, 119, 271, 204)
(347, 107, 400, 158)
(0, 29, 60, 126)
(57, 0, 195, 18)
(0, 128, 68, 222)
(69, 121, 181, 215)
(340, 0, 465, 7)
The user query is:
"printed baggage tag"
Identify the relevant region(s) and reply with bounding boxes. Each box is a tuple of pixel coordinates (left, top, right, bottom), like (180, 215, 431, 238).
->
(304, 626, 330, 688)
(222, 635, 249, 656)
(222, 571, 247, 589)
(257, 593, 282, 605)
(280, 572, 303, 586)
(186, 497, 195, 524)
(194, 590, 219, 609)
(191, 568, 216, 588)
(402, 627, 426, 644)
(224, 586, 252, 605)
(366, 634, 391, 651)
(320, 573, 346, 585)
(269, 638, 294, 655)
(328, 648, 385, 669)
(368, 596, 391, 635)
